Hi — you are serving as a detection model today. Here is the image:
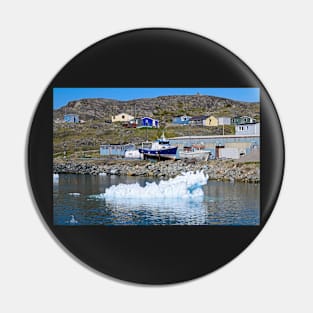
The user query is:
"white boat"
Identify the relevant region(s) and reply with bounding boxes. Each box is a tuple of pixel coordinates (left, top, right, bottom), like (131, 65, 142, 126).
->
(125, 149, 141, 159)
(179, 145, 211, 160)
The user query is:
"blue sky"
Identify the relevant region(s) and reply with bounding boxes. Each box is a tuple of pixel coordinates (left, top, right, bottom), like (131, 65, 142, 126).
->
(53, 88, 260, 109)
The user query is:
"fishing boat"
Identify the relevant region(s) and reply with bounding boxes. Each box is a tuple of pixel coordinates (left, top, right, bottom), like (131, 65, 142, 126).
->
(179, 144, 211, 161)
(139, 133, 178, 160)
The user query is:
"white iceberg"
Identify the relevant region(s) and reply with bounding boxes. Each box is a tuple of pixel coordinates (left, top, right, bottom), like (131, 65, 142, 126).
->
(93, 171, 208, 200)
(53, 173, 59, 183)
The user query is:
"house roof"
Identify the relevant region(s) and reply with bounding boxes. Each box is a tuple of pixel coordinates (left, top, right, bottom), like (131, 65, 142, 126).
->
(114, 112, 133, 116)
(173, 115, 190, 118)
(236, 122, 259, 126)
(141, 116, 158, 121)
(190, 115, 208, 121)
(232, 115, 253, 119)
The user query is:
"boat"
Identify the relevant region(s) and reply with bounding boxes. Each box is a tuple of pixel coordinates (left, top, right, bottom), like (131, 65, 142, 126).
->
(125, 149, 141, 159)
(139, 133, 178, 160)
(179, 144, 211, 161)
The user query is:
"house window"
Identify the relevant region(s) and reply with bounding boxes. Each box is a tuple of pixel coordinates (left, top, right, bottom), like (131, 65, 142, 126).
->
(122, 115, 125, 119)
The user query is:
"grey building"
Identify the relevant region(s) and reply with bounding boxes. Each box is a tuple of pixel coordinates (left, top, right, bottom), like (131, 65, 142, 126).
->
(169, 134, 260, 159)
(189, 115, 208, 126)
(235, 123, 260, 136)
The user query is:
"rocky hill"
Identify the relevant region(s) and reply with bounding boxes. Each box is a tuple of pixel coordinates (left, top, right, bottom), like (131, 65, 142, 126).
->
(53, 95, 260, 122)
(53, 95, 260, 157)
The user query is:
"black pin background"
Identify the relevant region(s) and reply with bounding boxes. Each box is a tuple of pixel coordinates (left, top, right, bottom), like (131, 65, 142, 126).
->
(28, 29, 284, 284)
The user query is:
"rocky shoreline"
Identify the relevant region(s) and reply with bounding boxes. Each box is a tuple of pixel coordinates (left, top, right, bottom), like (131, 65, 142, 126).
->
(53, 159, 260, 183)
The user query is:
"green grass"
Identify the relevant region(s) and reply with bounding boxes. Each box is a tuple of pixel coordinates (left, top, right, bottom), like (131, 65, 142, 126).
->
(54, 120, 234, 156)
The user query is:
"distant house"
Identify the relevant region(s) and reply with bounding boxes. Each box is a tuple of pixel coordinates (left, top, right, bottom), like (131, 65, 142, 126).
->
(218, 117, 231, 125)
(235, 123, 260, 136)
(172, 115, 190, 125)
(203, 115, 219, 127)
(139, 117, 159, 128)
(231, 116, 256, 125)
(190, 115, 208, 126)
(64, 114, 79, 123)
(112, 113, 134, 123)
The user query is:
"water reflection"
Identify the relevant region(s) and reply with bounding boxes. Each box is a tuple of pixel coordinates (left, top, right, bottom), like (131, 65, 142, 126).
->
(53, 174, 260, 226)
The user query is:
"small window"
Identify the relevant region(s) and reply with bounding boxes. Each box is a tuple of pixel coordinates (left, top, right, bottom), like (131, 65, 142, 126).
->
(122, 115, 125, 119)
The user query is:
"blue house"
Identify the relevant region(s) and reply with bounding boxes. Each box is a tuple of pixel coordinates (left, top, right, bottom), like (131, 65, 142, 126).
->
(64, 114, 79, 123)
(139, 117, 159, 128)
(172, 115, 190, 125)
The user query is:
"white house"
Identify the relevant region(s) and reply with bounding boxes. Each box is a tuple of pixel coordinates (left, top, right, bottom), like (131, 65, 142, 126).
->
(218, 117, 231, 125)
(112, 113, 134, 123)
(235, 123, 260, 136)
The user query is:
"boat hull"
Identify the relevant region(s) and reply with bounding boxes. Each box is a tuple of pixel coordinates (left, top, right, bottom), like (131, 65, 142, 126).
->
(139, 147, 178, 155)
(142, 153, 177, 160)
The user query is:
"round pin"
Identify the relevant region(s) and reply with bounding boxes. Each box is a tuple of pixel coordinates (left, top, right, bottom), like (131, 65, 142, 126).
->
(28, 28, 284, 284)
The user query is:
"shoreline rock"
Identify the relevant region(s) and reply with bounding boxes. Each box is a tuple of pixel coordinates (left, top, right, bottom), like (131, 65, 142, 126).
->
(53, 159, 260, 183)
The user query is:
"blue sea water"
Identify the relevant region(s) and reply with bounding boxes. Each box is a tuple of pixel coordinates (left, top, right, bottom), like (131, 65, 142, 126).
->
(53, 174, 260, 226)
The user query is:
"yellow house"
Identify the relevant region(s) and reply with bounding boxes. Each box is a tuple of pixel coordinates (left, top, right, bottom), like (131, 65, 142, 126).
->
(203, 115, 218, 126)
(112, 113, 134, 123)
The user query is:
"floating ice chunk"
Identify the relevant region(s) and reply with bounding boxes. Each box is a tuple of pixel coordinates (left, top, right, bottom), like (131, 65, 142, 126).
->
(69, 215, 78, 224)
(94, 171, 208, 200)
(68, 192, 80, 196)
(53, 173, 59, 183)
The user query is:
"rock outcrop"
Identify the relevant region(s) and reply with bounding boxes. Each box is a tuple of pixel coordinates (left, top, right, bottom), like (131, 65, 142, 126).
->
(53, 159, 260, 183)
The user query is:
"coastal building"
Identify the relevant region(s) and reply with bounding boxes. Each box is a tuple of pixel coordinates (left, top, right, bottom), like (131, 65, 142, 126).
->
(218, 148, 240, 159)
(100, 144, 136, 157)
(139, 117, 159, 128)
(190, 115, 208, 126)
(172, 115, 191, 125)
(235, 123, 260, 136)
(231, 116, 256, 125)
(64, 114, 79, 123)
(218, 117, 231, 125)
(169, 134, 260, 159)
(112, 113, 134, 123)
(203, 115, 219, 127)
